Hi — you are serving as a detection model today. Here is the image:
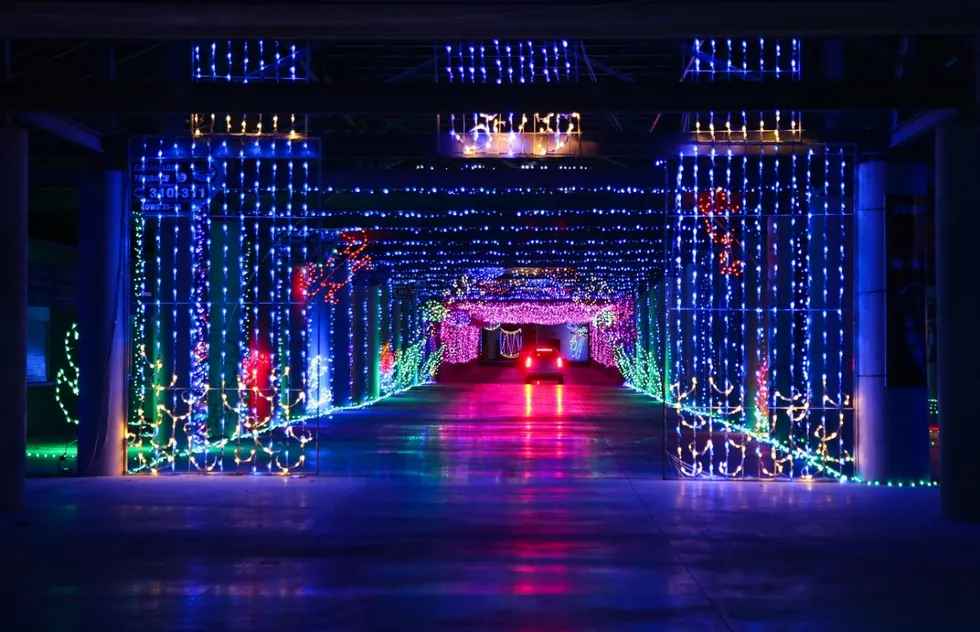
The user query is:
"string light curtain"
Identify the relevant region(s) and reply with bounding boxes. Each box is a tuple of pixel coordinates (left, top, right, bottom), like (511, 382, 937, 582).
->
(440, 40, 582, 157)
(130, 138, 442, 474)
(129, 136, 321, 474)
(663, 146, 854, 480)
(189, 39, 309, 137)
(688, 38, 803, 143)
(317, 182, 669, 296)
(124, 41, 445, 475)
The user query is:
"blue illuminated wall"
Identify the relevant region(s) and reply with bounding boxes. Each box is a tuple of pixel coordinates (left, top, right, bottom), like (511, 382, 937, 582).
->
(612, 37, 857, 481)
(128, 136, 437, 474)
(128, 136, 322, 473)
(663, 147, 854, 480)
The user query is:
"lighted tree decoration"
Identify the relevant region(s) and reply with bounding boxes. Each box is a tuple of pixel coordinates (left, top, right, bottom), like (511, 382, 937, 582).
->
(422, 299, 449, 323)
(376, 339, 445, 395)
(571, 274, 616, 305)
(615, 344, 664, 400)
(379, 342, 396, 393)
(55, 323, 80, 425)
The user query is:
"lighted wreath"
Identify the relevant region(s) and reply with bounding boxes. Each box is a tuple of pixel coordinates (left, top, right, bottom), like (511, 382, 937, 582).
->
(422, 300, 449, 323)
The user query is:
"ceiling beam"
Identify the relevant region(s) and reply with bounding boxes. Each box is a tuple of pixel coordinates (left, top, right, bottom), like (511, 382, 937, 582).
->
(16, 113, 103, 152)
(1, 79, 969, 114)
(890, 109, 956, 147)
(2, 1, 976, 39)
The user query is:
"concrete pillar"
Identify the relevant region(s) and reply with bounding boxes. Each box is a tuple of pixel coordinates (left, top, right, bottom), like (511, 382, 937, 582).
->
(855, 161, 930, 484)
(77, 170, 128, 476)
(0, 127, 27, 510)
(935, 121, 980, 521)
(367, 284, 381, 400)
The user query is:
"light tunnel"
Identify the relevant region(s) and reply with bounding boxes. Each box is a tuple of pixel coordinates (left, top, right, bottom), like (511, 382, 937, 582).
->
(119, 135, 853, 481)
(21, 36, 866, 484)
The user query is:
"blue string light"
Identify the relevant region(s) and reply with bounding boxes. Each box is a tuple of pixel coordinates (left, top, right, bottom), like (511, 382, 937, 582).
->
(689, 37, 802, 143)
(118, 38, 861, 483)
(192, 39, 306, 83)
(659, 146, 853, 480)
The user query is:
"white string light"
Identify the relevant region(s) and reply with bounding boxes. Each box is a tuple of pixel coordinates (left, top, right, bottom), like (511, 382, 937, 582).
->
(661, 147, 853, 480)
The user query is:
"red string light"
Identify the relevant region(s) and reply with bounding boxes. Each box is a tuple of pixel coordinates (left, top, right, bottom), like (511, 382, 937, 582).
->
(697, 188, 745, 277)
(302, 229, 374, 303)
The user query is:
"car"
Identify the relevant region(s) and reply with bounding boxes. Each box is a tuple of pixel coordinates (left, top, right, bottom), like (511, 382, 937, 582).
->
(524, 347, 564, 384)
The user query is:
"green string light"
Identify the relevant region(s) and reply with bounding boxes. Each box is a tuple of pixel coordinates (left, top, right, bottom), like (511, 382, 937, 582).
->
(126, 341, 446, 474)
(55, 323, 79, 425)
(614, 345, 664, 401)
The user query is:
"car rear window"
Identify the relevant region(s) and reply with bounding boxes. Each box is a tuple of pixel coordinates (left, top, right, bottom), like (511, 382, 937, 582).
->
(533, 349, 556, 358)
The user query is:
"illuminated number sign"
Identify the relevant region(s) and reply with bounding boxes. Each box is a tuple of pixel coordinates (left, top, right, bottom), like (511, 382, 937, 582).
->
(132, 157, 216, 212)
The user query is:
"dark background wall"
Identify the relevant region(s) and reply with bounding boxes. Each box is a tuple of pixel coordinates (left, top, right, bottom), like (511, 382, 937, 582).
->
(27, 239, 78, 447)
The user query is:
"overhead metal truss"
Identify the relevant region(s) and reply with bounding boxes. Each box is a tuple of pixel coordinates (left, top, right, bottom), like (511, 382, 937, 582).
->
(1, 78, 970, 114)
(1, 1, 976, 39)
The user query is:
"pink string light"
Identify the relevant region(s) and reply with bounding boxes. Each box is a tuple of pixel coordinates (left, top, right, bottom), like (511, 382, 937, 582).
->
(452, 301, 614, 325)
(438, 300, 630, 366)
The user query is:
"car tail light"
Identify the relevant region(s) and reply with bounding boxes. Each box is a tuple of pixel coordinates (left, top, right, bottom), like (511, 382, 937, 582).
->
(557, 357, 563, 368)
(525, 356, 533, 368)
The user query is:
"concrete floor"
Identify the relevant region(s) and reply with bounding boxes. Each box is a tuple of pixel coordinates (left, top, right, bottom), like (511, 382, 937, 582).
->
(6, 379, 979, 631)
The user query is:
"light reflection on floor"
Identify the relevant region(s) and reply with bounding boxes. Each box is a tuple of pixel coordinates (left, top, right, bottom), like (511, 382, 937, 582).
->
(320, 382, 658, 481)
(8, 378, 980, 631)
